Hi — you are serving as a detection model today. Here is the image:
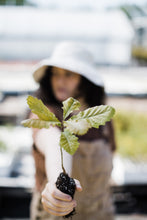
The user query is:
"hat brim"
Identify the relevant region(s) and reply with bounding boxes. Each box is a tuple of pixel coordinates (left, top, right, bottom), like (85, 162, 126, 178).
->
(32, 58, 104, 87)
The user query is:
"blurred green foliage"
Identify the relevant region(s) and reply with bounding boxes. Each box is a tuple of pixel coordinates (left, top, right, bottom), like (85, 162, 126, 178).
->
(0, 140, 7, 152)
(0, 0, 25, 5)
(132, 46, 147, 60)
(113, 110, 147, 160)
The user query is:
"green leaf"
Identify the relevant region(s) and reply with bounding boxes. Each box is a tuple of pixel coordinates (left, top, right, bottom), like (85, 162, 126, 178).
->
(21, 119, 61, 129)
(62, 97, 81, 120)
(27, 95, 60, 123)
(64, 120, 91, 135)
(70, 105, 115, 129)
(60, 130, 79, 155)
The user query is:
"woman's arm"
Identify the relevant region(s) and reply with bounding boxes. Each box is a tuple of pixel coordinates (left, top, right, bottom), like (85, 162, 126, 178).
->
(29, 111, 72, 182)
(35, 125, 72, 183)
(29, 112, 82, 216)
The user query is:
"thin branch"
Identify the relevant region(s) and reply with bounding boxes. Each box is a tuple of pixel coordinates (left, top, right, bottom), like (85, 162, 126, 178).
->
(60, 121, 66, 174)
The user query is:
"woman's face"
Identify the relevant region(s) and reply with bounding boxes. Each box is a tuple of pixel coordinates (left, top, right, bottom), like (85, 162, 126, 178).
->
(51, 67, 81, 102)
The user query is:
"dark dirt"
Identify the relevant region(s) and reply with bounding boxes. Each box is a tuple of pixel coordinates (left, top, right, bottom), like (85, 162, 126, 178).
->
(55, 172, 76, 219)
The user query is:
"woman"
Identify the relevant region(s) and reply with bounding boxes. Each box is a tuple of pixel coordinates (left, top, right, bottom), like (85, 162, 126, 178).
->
(27, 41, 116, 220)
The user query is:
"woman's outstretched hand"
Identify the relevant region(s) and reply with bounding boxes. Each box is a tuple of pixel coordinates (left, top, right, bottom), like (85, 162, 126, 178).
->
(41, 179, 82, 217)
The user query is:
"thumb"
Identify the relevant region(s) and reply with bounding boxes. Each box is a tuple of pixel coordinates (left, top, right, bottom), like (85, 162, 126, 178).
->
(74, 179, 83, 192)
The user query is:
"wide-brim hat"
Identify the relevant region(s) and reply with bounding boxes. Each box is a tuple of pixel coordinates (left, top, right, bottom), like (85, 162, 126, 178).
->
(32, 41, 104, 87)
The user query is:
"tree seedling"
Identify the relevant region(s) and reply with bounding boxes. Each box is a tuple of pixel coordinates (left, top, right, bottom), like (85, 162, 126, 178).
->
(21, 95, 115, 218)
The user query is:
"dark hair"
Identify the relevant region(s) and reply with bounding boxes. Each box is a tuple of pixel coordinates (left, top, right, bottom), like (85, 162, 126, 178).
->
(32, 66, 106, 107)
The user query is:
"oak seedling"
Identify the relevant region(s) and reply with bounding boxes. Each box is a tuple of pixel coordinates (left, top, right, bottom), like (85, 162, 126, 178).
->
(21, 95, 115, 218)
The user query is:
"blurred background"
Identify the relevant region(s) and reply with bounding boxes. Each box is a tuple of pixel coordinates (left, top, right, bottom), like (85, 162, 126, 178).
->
(0, 0, 147, 219)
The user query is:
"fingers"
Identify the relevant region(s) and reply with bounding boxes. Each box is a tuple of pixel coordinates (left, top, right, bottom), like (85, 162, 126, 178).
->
(41, 179, 82, 217)
(74, 179, 83, 192)
(50, 183, 72, 201)
(46, 182, 72, 201)
(41, 182, 77, 216)
(42, 197, 75, 213)
(42, 190, 76, 209)
(43, 205, 74, 217)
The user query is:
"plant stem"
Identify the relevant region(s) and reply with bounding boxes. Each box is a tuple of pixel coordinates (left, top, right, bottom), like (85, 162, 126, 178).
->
(60, 121, 66, 174)
(60, 145, 66, 174)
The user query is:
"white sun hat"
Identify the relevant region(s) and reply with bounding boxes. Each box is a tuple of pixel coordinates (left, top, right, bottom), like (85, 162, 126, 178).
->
(32, 41, 104, 87)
